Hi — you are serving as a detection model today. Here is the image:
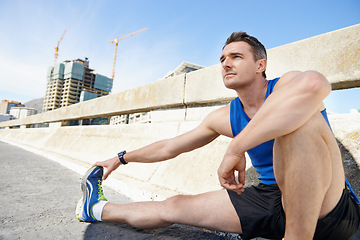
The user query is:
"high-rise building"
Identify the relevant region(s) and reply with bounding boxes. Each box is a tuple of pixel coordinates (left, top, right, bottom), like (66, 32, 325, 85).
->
(0, 100, 24, 114)
(42, 58, 113, 112)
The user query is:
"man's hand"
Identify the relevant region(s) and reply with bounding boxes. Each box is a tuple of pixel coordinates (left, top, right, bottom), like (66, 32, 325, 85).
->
(217, 151, 246, 194)
(93, 156, 122, 180)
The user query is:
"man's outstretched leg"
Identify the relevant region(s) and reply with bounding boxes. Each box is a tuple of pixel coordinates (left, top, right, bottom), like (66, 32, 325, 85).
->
(273, 111, 345, 239)
(76, 167, 243, 234)
(102, 190, 241, 232)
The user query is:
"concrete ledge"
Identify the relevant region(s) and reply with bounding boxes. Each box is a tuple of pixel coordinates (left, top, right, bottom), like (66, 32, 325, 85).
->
(0, 74, 187, 127)
(266, 24, 360, 89)
(1, 113, 359, 201)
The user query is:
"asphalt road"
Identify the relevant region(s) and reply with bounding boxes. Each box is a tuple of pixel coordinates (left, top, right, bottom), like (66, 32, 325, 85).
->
(1, 141, 359, 240)
(0, 141, 231, 240)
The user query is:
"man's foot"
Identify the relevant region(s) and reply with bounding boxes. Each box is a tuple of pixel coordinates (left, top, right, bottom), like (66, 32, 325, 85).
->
(76, 166, 107, 222)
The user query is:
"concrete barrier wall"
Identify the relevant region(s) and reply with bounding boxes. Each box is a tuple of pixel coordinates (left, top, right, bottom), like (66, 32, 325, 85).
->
(266, 24, 360, 90)
(0, 120, 234, 199)
(0, 113, 359, 201)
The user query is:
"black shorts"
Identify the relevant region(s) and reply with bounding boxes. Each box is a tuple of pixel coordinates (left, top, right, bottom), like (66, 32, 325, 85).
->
(227, 183, 360, 240)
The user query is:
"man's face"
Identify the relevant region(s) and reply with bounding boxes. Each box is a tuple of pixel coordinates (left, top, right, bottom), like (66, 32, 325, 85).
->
(220, 41, 259, 90)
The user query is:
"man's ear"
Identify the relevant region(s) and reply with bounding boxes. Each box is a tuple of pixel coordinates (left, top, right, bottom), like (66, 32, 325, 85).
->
(256, 59, 267, 75)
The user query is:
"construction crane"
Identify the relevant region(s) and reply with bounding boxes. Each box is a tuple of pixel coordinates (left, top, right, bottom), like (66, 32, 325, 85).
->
(109, 27, 148, 79)
(54, 29, 67, 66)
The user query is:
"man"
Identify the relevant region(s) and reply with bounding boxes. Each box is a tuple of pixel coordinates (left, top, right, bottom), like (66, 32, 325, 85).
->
(76, 32, 360, 240)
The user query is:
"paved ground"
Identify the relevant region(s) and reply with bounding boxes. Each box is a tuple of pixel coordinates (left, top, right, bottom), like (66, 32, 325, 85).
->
(0, 141, 235, 240)
(1, 141, 359, 240)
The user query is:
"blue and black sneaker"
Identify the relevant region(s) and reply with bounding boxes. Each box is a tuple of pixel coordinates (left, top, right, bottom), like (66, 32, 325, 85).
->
(76, 166, 107, 222)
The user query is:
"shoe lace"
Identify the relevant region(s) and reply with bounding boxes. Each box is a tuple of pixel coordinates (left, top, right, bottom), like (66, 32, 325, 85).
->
(97, 180, 107, 201)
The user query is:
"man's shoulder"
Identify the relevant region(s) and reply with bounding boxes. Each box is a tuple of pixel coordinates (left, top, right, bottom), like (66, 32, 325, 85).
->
(202, 104, 233, 137)
(206, 104, 231, 121)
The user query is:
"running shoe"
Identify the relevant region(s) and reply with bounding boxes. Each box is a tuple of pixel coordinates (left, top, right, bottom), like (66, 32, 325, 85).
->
(76, 166, 107, 222)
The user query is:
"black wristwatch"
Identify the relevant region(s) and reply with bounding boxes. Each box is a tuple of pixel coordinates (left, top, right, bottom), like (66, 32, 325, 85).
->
(117, 150, 127, 165)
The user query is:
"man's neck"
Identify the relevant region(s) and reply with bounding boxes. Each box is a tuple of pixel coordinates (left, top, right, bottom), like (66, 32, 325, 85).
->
(236, 77, 268, 119)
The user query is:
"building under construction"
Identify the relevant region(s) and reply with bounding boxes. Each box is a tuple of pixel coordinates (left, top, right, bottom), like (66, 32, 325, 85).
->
(42, 58, 113, 112)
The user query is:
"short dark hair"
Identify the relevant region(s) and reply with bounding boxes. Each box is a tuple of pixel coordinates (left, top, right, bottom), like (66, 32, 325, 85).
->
(224, 31, 267, 78)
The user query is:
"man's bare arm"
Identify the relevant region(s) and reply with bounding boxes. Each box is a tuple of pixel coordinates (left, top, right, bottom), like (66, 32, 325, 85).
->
(95, 105, 231, 180)
(232, 70, 330, 151)
(218, 71, 332, 191)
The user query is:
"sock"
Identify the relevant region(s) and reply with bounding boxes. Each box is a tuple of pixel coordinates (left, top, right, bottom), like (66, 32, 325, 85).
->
(92, 200, 108, 221)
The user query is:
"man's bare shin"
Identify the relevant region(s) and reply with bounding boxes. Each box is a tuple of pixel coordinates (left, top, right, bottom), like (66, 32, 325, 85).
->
(101, 202, 172, 229)
(273, 112, 343, 240)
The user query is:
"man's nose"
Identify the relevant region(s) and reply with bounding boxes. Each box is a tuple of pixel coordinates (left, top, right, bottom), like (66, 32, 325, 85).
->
(222, 57, 232, 69)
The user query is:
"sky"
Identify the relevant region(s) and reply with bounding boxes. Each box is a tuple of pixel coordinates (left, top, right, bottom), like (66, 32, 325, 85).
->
(0, 0, 359, 113)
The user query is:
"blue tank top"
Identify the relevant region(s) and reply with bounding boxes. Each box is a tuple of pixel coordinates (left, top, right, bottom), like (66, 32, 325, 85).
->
(230, 78, 279, 184)
(229, 78, 359, 205)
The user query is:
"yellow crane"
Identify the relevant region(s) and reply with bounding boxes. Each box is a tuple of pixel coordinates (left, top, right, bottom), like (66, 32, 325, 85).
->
(54, 29, 67, 66)
(109, 27, 148, 79)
